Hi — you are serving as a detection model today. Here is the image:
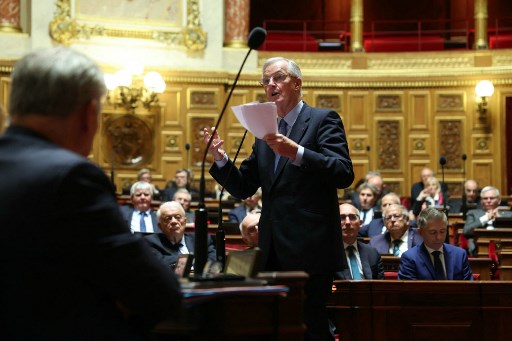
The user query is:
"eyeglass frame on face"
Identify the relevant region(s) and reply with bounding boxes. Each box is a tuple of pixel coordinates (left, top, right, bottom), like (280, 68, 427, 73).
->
(161, 214, 184, 224)
(384, 213, 404, 221)
(260, 72, 296, 87)
(481, 196, 498, 201)
(340, 214, 359, 222)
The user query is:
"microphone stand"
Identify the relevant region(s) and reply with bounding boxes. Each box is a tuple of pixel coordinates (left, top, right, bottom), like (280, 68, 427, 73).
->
(440, 156, 448, 243)
(195, 28, 265, 275)
(216, 130, 249, 270)
(461, 154, 467, 220)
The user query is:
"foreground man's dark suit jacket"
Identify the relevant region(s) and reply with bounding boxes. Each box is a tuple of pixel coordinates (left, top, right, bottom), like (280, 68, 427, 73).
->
(0, 125, 182, 340)
(211, 103, 354, 275)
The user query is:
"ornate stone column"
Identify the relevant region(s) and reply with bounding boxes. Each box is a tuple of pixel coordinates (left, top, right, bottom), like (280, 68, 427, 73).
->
(474, 0, 488, 49)
(350, 0, 364, 52)
(224, 0, 250, 48)
(0, 0, 21, 33)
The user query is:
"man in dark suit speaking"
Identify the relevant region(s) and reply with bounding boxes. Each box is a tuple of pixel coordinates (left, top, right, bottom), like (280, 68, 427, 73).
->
(0, 47, 181, 340)
(204, 57, 354, 340)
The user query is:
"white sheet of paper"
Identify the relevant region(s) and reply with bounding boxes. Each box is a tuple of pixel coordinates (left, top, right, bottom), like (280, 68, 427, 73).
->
(231, 102, 278, 139)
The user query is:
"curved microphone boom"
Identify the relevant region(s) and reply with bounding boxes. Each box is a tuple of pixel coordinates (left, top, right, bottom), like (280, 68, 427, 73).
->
(195, 27, 267, 275)
(185, 143, 191, 169)
(439, 156, 448, 242)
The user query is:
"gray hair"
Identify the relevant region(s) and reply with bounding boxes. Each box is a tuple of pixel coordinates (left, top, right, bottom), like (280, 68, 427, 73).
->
(130, 181, 154, 196)
(357, 182, 379, 196)
(261, 57, 303, 96)
(417, 206, 447, 229)
(173, 188, 192, 201)
(157, 201, 186, 220)
(383, 203, 409, 222)
(480, 186, 500, 198)
(9, 47, 106, 118)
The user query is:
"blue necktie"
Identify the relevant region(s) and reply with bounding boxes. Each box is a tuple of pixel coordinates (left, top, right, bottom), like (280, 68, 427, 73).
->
(347, 245, 362, 280)
(274, 119, 288, 171)
(432, 251, 446, 280)
(139, 211, 147, 232)
(393, 240, 401, 256)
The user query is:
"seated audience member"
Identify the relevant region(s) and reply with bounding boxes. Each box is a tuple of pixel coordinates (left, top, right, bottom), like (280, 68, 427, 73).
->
(145, 201, 216, 269)
(137, 168, 162, 201)
(358, 192, 401, 238)
(463, 186, 502, 256)
(411, 176, 447, 218)
(0, 47, 181, 339)
(161, 168, 199, 202)
(240, 212, 260, 247)
(119, 181, 161, 233)
(398, 207, 473, 280)
(358, 182, 380, 226)
(351, 171, 386, 209)
(410, 167, 448, 213)
(228, 187, 262, 223)
(449, 179, 481, 214)
(370, 204, 423, 256)
(210, 183, 232, 201)
(336, 203, 384, 280)
(172, 188, 195, 226)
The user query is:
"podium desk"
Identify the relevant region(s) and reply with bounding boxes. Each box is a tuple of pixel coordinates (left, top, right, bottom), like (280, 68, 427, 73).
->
(152, 272, 307, 340)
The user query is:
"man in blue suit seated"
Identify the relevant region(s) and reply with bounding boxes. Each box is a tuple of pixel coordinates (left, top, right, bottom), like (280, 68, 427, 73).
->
(370, 204, 423, 256)
(145, 201, 216, 270)
(358, 192, 401, 238)
(336, 203, 384, 280)
(399, 206, 473, 280)
(119, 181, 161, 234)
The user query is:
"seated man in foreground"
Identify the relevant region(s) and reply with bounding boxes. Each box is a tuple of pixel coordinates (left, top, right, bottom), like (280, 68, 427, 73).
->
(398, 207, 473, 280)
(145, 201, 217, 270)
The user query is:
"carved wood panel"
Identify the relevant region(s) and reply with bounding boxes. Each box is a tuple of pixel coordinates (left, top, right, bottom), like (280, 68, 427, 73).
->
(377, 120, 400, 170)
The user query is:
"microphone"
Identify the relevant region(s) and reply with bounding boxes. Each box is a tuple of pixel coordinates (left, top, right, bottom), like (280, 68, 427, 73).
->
(185, 143, 191, 169)
(461, 153, 467, 220)
(195, 27, 267, 275)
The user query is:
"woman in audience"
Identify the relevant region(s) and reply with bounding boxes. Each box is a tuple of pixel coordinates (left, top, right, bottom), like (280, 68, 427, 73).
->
(411, 176, 446, 218)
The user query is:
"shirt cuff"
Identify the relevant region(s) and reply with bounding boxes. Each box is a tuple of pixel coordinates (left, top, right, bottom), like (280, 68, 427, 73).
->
(291, 145, 304, 167)
(479, 214, 489, 226)
(214, 153, 228, 168)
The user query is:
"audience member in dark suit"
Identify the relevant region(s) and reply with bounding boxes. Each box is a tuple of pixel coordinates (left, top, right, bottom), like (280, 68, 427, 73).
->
(0, 47, 181, 340)
(145, 201, 216, 268)
(137, 168, 162, 201)
(204, 57, 354, 340)
(370, 204, 423, 256)
(358, 192, 401, 238)
(119, 181, 161, 233)
(240, 212, 260, 247)
(410, 167, 448, 216)
(351, 171, 387, 210)
(336, 203, 384, 280)
(172, 188, 195, 227)
(357, 182, 380, 227)
(448, 179, 481, 214)
(399, 207, 473, 280)
(463, 186, 502, 255)
(228, 187, 262, 223)
(161, 168, 199, 201)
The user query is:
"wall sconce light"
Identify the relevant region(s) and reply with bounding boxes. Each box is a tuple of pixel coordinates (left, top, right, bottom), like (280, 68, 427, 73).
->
(475, 80, 494, 120)
(104, 62, 166, 113)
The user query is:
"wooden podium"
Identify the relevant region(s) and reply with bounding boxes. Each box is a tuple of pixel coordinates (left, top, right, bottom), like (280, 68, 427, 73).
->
(151, 272, 308, 340)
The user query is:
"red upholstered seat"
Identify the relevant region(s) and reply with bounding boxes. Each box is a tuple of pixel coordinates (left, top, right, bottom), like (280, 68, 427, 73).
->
(489, 34, 512, 49)
(384, 271, 398, 280)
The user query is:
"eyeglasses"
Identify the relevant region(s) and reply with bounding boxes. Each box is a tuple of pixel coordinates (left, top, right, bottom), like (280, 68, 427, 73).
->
(385, 213, 404, 221)
(260, 72, 294, 87)
(162, 214, 183, 223)
(340, 214, 359, 222)
(481, 196, 498, 201)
